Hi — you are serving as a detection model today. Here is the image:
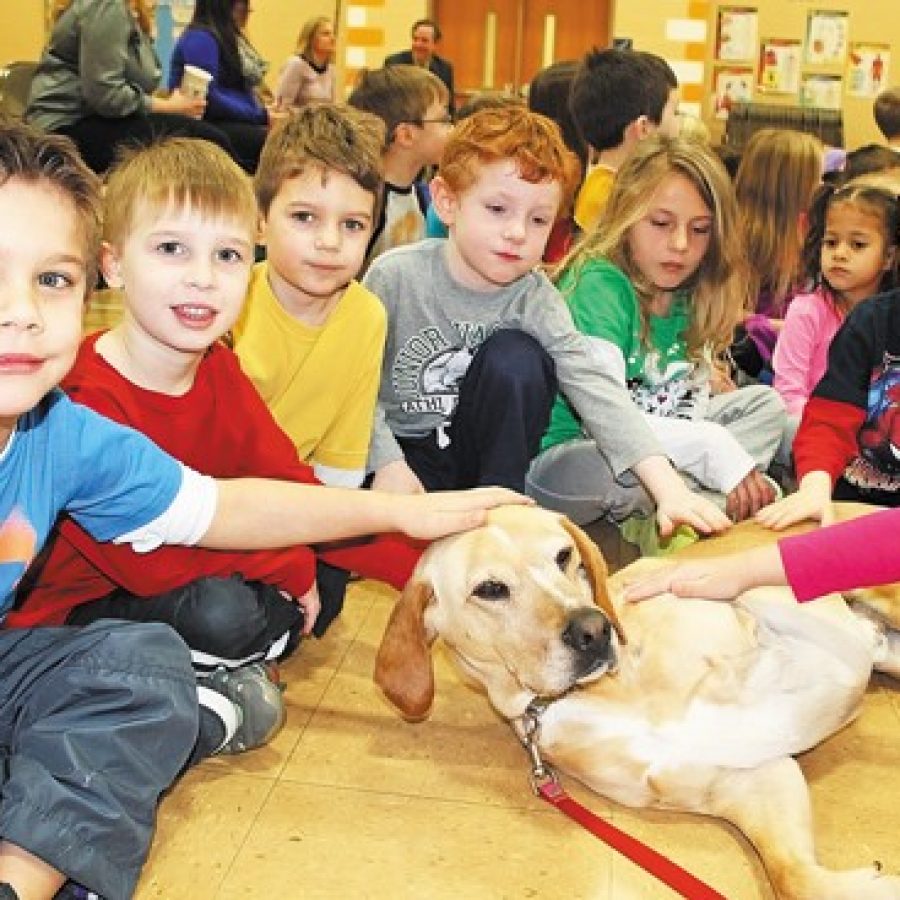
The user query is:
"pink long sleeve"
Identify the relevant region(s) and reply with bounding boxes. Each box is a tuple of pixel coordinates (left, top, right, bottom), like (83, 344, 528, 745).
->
(779, 508, 900, 601)
(772, 290, 843, 417)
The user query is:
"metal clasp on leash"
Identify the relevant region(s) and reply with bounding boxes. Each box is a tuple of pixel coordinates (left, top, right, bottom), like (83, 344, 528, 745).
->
(518, 700, 560, 794)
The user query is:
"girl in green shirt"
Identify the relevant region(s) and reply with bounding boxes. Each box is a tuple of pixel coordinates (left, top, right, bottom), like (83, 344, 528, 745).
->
(527, 135, 787, 532)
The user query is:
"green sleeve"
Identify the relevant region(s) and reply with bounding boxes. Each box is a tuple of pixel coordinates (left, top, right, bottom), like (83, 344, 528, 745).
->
(561, 260, 638, 358)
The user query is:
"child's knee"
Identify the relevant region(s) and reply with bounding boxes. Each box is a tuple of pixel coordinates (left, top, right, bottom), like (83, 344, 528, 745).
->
(743, 383, 787, 419)
(174, 576, 300, 658)
(475, 329, 556, 388)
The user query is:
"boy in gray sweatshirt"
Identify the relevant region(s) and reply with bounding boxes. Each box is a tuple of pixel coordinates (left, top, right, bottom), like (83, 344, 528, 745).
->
(364, 106, 730, 538)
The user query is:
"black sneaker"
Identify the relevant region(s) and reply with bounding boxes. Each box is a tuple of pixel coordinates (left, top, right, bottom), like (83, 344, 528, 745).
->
(197, 664, 286, 755)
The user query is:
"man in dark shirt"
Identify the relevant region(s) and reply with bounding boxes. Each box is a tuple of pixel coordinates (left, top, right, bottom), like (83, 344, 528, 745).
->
(385, 18, 455, 114)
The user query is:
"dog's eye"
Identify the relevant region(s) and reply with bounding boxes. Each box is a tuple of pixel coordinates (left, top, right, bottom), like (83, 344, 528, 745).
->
(472, 579, 510, 601)
(556, 547, 573, 570)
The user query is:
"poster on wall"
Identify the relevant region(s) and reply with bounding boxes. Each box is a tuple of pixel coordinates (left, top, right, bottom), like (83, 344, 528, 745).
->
(715, 7, 758, 61)
(800, 74, 843, 110)
(758, 39, 801, 95)
(713, 67, 754, 119)
(847, 44, 891, 98)
(804, 11, 848, 66)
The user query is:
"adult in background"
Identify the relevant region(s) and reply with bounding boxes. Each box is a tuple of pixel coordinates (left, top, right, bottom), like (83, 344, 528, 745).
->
(232, 0, 274, 105)
(385, 18, 455, 114)
(168, 0, 275, 172)
(26, 0, 236, 174)
(275, 16, 336, 110)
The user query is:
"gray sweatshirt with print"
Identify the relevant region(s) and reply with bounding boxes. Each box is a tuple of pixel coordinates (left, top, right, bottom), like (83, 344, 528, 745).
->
(363, 240, 662, 476)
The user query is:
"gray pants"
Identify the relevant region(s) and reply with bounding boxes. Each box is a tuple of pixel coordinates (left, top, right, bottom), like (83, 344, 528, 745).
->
(0, 621, 198, 899)
(527, 384, 786, 525)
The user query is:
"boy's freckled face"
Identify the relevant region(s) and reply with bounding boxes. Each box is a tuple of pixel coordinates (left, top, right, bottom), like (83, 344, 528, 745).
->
(0, 179, 87, 442)
(437, 159, 560, 292)
(104, 201, 254, 355)
(260, 168, 374, 315)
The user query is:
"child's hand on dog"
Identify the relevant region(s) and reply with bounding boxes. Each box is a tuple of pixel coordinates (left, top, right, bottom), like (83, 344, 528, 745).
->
(624, 544, 787, 603)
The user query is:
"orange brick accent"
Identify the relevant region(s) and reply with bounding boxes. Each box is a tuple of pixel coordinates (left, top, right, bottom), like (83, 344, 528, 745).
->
(685, 43, 707, 61)
(688, 1, 710, 16)
(681, 83, 704, 103)
(346, 27, 384, 46)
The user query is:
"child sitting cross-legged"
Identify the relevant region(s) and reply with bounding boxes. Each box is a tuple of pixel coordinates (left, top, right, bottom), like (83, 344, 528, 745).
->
(364, 106, 730, 543)
(527, 135, 787, 550)
(11, 136, 525, 754)
(773, 181, 899, 458)
(0, 119, 525, 900)
(232, 102, 386, 489)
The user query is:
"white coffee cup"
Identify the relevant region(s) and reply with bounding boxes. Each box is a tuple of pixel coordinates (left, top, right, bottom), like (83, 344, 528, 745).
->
(181, 64, 213, 100)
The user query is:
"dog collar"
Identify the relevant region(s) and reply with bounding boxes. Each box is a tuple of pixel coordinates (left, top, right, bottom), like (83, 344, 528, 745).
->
(516, 697, 559, 793)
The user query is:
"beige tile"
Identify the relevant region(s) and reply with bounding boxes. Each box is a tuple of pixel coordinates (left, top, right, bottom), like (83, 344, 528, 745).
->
(135, 577, 900, 900)
(800, 684, 900, 872)
(200, 583, 381, 780)
(216, 780, 616, 900)
(136, 767, 274, 900)
(607, 806, 772, 900)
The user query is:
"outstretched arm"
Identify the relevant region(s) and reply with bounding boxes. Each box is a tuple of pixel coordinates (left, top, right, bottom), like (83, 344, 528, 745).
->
(634, 455, 731, 537)
(624, 544, 786, 603)
(203, 480, 528, 548)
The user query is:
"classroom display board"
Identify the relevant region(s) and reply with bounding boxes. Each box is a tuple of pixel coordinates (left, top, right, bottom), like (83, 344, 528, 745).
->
(712, 5, 890, 123)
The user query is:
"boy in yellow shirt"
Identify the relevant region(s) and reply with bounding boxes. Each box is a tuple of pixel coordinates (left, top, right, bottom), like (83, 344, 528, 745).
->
(232, 104, 386, 487)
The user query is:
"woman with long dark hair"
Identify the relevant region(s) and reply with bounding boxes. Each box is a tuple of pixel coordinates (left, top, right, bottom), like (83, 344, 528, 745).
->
(168, 0, 272, 171)
(26, 0, 237, 173)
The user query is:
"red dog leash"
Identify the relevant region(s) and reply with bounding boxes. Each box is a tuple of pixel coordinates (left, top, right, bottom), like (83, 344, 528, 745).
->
(519, 702, 726, 900)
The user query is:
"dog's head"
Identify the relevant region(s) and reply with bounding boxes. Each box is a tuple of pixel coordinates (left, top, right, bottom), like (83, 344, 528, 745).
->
(375, 506, 624, 721)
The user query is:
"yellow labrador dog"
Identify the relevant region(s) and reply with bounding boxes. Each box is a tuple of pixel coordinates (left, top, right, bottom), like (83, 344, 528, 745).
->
(375, 505, 900, 900)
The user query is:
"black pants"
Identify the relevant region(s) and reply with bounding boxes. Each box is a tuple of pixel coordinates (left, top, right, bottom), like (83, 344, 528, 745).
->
(66, 575, 303, 672)
(57, 112, 244, 173)
(399, 329, 557, 492)
(206, 117, 267, 173)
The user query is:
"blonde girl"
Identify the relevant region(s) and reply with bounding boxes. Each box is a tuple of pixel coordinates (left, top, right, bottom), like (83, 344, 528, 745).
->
(275, 16, 336, 108)
(527, 136, 786, 531)
(730, 128, 824, 378)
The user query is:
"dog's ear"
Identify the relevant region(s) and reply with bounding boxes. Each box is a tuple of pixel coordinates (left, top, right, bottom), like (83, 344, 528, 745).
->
(374, 578, 436, 721)
(560, 517, 627, 645)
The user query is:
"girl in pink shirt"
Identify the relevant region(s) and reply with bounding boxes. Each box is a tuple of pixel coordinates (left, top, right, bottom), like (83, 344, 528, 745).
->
(773, 182, 898, 452)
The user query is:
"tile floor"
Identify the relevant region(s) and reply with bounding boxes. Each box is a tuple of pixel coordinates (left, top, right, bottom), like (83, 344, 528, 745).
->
(135, 574, 900, 900)
(85, 291, 899, 898)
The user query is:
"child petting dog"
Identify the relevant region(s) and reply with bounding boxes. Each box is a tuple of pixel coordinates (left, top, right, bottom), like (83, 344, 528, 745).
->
(0, 121, 525, 900)
(625, 501, 900, 604)
(528, 136, 785, 532)
(364, 105, 730, 541)
(12, 132, 531, 741)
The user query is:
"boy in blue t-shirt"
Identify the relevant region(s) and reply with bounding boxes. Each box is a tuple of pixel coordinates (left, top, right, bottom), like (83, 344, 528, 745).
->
(0, 122, 523, 900)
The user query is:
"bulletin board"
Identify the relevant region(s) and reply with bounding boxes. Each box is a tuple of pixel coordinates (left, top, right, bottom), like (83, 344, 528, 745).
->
(705, 0, 899, 147)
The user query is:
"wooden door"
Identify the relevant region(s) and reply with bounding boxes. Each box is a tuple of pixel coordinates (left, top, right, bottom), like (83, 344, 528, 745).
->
(434, 0, 610, 98)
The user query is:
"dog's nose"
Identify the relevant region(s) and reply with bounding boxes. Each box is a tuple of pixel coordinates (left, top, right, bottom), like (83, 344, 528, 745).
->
(562, 608, 612, 656)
